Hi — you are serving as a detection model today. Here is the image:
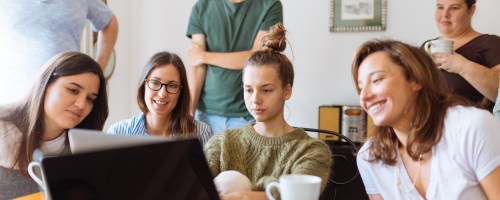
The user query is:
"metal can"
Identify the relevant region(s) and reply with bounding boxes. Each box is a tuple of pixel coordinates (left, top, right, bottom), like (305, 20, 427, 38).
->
(342, 106, 365, 142)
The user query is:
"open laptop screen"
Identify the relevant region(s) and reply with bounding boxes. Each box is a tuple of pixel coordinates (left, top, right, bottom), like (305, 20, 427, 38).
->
(41, 139, 219, 200)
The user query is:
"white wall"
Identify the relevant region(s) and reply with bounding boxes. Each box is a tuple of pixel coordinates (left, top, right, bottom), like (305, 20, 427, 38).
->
(104, 0, 133, 131)
(104, 0, 500, 135)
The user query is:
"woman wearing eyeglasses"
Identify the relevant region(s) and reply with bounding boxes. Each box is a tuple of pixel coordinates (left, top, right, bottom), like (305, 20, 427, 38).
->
(108, 52, 213, 146)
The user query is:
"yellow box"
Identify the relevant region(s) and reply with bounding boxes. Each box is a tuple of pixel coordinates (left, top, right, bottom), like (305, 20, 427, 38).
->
(318, 106, 341, 141)
(366, 114, 375, 138)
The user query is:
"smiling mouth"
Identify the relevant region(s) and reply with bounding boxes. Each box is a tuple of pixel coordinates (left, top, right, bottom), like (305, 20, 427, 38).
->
(154, 100, 168, 105)
(368, 102, 385, 113)
(67, 110, 81, 118)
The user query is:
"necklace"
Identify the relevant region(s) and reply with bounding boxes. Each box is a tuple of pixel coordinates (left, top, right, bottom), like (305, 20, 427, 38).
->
(396, 150, 423, 194)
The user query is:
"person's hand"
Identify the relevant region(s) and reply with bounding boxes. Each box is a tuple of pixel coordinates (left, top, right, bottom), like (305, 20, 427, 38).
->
(432, 52, 471, 75)
(188, 42, 205, 67)
(219, 191, 268, 200)
(220, 192, 250, 200)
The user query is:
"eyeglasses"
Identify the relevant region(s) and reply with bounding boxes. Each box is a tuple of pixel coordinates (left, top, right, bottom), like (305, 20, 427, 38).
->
(144, 79, 182, 94)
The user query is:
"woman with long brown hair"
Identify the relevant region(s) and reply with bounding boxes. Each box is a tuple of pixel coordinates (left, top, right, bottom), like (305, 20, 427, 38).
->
(353, 39, 500, 200)
(203, 23, 332, 200)
(0, 52, 109, 199)
(107, 52, 212, 145)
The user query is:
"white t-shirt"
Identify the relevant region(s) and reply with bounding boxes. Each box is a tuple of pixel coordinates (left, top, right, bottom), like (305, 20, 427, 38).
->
(0, 120, 66, 169)
(357, 106, 500, 200)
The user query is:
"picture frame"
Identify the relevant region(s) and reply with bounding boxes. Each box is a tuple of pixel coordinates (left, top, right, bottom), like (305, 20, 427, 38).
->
(330, 0, 387, 32)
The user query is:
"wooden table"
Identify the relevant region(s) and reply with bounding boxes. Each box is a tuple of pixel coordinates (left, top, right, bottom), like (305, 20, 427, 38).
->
(12, 192, 45, 200)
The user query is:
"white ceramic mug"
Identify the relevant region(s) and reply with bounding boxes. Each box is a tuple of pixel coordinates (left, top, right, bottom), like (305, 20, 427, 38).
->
(28, 161, 51, 199)
(265, 174, 322, 200)
(424, 40, 454, 59)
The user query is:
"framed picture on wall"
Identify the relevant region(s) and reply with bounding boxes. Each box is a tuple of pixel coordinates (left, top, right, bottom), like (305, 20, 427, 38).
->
(330, 0, 387, 32)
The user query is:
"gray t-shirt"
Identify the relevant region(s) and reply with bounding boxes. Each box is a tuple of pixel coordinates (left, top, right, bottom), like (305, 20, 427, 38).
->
(0, 0, 113, 105)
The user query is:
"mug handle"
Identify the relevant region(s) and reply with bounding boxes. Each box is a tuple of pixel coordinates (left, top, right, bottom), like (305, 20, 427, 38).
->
(424, 41, 434, 56)
(265, 182, 280, 200)
(28, 162, 45, 190)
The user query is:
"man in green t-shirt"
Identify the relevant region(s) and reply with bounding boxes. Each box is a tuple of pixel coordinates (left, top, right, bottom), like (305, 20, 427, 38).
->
(186, 0, 283, 134)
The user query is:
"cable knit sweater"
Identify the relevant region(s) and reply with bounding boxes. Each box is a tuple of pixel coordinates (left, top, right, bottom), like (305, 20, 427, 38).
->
(203, 123, 333, 195)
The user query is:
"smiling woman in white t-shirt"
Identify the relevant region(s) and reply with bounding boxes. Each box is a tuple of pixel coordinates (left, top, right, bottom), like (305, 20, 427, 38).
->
(351, 39, 500, 200)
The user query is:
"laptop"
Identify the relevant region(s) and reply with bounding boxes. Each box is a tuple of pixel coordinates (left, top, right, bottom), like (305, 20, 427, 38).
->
(39, 129, 220, 200)
(68, 128, 173, 154)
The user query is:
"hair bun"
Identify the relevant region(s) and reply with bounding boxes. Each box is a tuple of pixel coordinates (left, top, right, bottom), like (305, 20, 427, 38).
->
(260, 23, 287, 53)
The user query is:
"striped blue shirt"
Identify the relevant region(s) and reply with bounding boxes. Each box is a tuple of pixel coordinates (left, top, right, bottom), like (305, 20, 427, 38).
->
(107, 113, 213, 146)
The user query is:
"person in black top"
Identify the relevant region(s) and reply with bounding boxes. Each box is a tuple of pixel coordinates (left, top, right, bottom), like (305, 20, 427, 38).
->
(423, 0, 500, 111)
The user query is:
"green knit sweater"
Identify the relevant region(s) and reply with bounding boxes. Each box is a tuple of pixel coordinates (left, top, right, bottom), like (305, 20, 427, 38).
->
(203, 123, 333, 194)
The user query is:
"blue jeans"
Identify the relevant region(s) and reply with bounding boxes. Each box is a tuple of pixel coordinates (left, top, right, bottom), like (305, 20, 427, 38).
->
(195, 110, 256, 134)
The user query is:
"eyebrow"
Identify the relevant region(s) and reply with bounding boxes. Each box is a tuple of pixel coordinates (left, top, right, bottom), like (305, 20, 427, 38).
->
(368, 70, 385, 76)
(149, 77, 179, 84)
(436, 4, 461, 6)
(69, 82, 98, 97)
(357, 70, 386, 84)
(243, 84, 275, 87)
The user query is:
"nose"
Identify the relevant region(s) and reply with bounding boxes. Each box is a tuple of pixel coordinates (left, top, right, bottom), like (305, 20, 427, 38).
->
(157, 85, 168, 98)
(359, 85, 374, 102)
(74, 95, 86, 110)
(252, 91, 262, 105)
(442, 8, 450, 18)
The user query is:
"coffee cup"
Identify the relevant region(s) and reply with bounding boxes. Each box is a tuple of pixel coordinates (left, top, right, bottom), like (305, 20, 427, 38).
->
(28, 161, 51, 199)
(424, 40, 454, 59)
(28, 148, 62, 199)
(265, 174, 322, 200)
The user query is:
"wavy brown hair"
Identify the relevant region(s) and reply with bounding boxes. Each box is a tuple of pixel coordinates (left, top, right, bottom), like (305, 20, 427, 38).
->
(243, 23, 294, 89)
(136, 52, 196, 136)
(351, 39, 471, 165)
(0, 52, 108, 175)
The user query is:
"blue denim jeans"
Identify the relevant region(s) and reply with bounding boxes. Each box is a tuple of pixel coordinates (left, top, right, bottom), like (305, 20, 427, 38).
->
(195, 110, 256, 134)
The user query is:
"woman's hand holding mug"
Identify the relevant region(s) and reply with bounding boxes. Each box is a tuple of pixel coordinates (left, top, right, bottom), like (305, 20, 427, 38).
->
(432, 52, 471, 74)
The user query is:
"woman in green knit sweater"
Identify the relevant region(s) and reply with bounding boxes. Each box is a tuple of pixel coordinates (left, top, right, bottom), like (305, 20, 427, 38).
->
(203, 23, 333, 200)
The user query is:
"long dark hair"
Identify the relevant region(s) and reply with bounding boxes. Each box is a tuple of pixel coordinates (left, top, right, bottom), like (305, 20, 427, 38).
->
(351, 39, 471, 165)
(136, 52, 196, 136)
(0, 52, 108, 175)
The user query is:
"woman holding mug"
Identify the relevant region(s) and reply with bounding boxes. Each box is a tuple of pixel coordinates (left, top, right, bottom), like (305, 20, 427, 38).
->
(203, 23, 332, 200)
(423, 0, 500, 111)
(108, 52, 212, 146)
(354, 39, 500, 199)
(0, 52, 109, 199)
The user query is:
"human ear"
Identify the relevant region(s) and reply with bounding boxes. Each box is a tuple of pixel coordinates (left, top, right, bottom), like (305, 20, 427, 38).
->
(410, 81, 423, 92)
(468, 4, 476, 18)
(284, 84, 292, 100)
